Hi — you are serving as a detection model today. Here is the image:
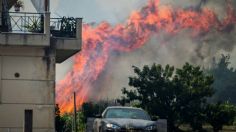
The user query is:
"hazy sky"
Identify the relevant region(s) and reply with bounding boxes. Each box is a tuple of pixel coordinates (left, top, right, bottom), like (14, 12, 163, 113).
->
(53, 0, 145, 24)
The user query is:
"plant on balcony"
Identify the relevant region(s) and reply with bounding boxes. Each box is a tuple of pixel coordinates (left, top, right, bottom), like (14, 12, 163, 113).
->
(60, 17, 76, 37)
(50, 17, 77, 37)
(14, 0, 24, 12)
(24, 17, 43, 33)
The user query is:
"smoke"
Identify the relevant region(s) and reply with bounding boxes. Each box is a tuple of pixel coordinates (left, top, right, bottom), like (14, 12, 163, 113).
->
(94, 0, 236, 100)
(56, 58, 73, 82)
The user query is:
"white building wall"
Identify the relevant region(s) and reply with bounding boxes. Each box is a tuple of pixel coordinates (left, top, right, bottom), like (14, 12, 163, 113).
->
(0, 46, 55, 132)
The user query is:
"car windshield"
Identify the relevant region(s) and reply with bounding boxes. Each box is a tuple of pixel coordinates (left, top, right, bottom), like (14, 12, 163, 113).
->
(104, 108, 151, 120)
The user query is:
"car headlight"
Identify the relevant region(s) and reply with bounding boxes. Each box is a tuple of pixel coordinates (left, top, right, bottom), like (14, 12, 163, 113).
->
(145, 125, 157, 131)
(106, 123, 121, 130)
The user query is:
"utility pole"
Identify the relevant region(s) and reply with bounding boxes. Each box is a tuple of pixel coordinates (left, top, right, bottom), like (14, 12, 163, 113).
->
(74, 92, 77, 132)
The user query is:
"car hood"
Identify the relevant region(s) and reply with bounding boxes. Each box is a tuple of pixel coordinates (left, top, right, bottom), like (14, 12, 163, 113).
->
(103, 118, 156, 128)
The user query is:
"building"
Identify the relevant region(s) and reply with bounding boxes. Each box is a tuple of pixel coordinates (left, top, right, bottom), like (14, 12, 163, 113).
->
(0, 0, 82, 131)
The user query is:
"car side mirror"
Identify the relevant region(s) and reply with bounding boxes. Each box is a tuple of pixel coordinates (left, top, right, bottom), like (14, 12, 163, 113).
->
(151, 116, 158, 121)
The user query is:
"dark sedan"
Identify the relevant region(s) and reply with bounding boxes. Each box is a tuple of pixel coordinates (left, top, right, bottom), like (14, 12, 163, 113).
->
(93, 106, 157, 132)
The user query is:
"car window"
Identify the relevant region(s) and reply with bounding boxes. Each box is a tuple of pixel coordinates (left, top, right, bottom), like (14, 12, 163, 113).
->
(104, 108, 151, 120)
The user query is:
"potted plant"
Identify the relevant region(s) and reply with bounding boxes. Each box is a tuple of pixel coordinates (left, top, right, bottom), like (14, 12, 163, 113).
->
(60, 17, 76, 37)
(14, 0, 24, 12)
(24, 18, 43, 33)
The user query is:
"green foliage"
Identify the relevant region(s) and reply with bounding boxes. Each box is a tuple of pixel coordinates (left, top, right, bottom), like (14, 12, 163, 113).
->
(81, 102, 108, 120)
(55, 104, 79, 132)
(81, 102, 98, 120)
(175, 63, 214, 131)
(55, 104, 73, 132)
(207, 55, 236, 104)
(120, 63, 214, 131)
(61, 114, 73, 132)
(77, 111, 86, 132)
(60, 17, 76, 37)
(206, 102, 236, 132)
(59, 112, 86, 132)
(51, 17, 76, 37)
(24, 17, 43, 33)
(55, 102, 110, 132)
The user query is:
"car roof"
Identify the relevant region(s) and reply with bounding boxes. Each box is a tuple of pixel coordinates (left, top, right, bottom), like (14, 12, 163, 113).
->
(102, 106, 150, 119)
(105, 106, 143, 110)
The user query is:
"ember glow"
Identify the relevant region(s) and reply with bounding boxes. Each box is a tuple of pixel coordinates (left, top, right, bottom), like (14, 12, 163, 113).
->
(56, 0, 236, 113)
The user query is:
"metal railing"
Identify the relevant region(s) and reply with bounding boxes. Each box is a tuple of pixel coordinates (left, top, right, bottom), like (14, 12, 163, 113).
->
(1, 12, 45, 33)
(50, 17, 76, 38)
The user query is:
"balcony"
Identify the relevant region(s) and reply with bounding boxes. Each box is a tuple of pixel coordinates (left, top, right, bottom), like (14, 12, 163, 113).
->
(0, 12, 50, 46)
(50, 17, 82, 63)
(0, 11, 82, 63)
(0, 0, 82, 62)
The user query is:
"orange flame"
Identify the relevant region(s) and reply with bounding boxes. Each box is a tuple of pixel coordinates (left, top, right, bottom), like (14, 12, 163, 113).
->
(56, 0, 236, 113)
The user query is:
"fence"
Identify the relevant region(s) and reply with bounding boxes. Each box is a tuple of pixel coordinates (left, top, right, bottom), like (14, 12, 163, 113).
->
(1, 12, 45, 33)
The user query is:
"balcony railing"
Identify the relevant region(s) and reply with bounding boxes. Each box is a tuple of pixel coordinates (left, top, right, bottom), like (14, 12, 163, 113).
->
(1, 12, 45, 33)
(50, 17, 77, 38)
(0, 12, 81, 39)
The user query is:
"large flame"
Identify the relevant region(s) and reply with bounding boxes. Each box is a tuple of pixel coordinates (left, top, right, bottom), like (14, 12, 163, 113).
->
(56, 0, 236, 113)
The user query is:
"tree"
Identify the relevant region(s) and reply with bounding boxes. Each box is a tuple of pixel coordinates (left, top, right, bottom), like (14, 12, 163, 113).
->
(208, 55, 236, 104)
(81, 101, 108, 123)
(175, 63, 214, 131)
(120, 64, 178, 130)
(206, 102, 236, 132)
(120, 63, 214, 131)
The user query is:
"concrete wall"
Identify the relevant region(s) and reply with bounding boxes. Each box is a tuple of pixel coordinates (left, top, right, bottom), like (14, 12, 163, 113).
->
(0, 46, 55, 132)
(0, 33, 50, 46)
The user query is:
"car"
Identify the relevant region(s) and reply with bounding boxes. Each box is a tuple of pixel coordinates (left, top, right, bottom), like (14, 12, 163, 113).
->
(93, 106, 157, 132)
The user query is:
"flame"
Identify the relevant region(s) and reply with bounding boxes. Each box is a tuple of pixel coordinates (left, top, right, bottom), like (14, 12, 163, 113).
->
(56, 0, 236, 113)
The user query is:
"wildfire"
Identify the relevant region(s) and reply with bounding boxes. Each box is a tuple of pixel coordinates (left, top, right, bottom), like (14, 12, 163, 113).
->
(56, 0, 236, 113)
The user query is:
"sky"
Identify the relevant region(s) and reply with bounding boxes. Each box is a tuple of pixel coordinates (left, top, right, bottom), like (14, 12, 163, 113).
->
(53, 0, 145, 24)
